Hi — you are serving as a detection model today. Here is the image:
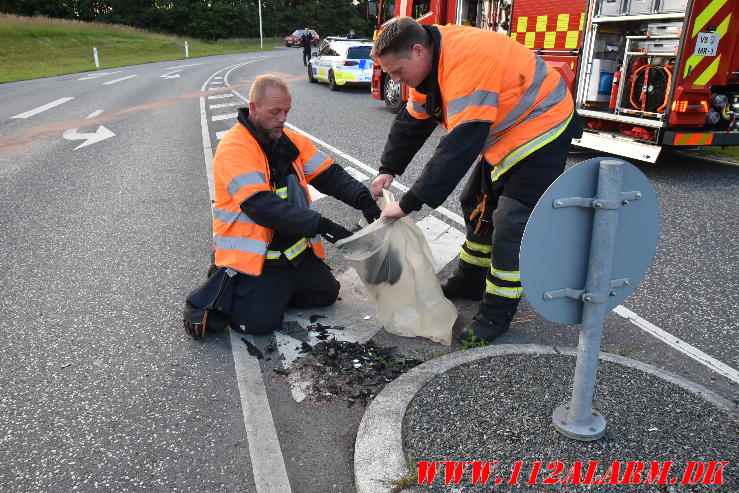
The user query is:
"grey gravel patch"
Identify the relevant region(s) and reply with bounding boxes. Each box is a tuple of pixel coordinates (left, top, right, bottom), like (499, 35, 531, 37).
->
(403, 354, 738, 491)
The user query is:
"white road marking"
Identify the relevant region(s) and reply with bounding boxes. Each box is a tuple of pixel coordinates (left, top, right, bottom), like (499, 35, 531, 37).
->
(212, 76, 223, 80)
(216, 130, 228, 141)
(62, 126, 115, 150)
(212, 112, 237, 121)
(209, 102, 241, 109)
(416, 215, 467, 272)
(160, 70, 182, 79)
(345, 167, 369, 181)
(208, 94, 234, 100)
(230, 332, 292, 491)
(78, 71, 122, 80)
(164, 63, 202, 70)
(613, 305, 739, 384)
(11, 97, 74, 119)
(103, 75, 138, 85)
(308, 185, 326, 201)
(86, 109, 104, 119)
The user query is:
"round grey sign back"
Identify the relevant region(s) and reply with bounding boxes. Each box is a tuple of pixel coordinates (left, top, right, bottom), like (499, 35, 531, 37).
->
(520, 158, 660, 325)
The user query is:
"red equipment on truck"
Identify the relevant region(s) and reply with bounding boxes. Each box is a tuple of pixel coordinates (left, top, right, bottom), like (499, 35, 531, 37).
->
(370, 0, 739, 162)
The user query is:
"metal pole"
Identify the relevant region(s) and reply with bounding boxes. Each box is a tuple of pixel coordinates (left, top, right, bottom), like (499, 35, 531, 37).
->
(257, 0, 263, 50)
(553, 159, 624, 441)
(93, 47, 100, 68)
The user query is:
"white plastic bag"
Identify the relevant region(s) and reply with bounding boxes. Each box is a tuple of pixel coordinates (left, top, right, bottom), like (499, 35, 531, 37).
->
(336, 191, 457, 345)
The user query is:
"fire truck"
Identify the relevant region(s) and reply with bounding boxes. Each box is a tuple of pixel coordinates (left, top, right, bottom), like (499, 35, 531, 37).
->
(370, 0, 739, 162)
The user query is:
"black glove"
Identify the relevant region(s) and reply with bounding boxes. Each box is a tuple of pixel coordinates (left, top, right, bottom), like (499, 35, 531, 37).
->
(358, 193, 382, 224)
(317, 216, 352, 243)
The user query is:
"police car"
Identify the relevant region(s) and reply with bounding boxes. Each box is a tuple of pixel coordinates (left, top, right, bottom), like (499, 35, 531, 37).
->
(307, 40, 373, 91)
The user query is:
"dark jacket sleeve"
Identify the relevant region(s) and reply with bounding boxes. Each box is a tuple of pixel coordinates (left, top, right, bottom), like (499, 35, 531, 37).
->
(379, 107, 438, 176)
(399, 121, 490, 213)
(241, 192, 321, 237)
(309, 163, 374, 209)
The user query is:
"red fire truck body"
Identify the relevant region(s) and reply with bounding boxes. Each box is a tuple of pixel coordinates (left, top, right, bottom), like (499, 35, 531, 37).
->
(370, 0, 739, 162)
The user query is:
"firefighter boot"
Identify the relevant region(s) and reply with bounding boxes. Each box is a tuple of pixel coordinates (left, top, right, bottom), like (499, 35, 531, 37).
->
(440, 261, 486, 301)
(462, 306, 516, 343)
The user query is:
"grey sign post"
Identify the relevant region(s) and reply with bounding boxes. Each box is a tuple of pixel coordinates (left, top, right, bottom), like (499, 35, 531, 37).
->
(520, 157, 660, 441)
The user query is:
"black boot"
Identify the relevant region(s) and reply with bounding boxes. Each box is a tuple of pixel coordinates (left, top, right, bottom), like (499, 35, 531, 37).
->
(440, 262, 486, 300)
(462, 305, 516, 343)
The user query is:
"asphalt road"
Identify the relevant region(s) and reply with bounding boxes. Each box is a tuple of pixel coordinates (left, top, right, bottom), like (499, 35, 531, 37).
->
(0, 47, 737, 492)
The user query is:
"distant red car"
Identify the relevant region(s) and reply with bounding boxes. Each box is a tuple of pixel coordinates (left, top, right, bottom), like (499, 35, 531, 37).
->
(285, 29, 319, 47)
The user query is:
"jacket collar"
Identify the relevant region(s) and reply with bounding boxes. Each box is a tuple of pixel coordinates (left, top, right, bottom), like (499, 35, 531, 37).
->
(237, 107, 300, 163)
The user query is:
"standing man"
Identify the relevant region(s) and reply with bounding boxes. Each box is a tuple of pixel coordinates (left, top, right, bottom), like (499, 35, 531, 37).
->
(347, 29, 358, 39)
(371, 17, 582, 342)
(184, 74, 380, 339)
(300, 27, 313, 66)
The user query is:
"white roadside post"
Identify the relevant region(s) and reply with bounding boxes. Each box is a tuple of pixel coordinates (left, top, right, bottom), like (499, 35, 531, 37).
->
(258, 0, 263, 49)
(185, 41, 189, 58)
(93, 47, 100, 68)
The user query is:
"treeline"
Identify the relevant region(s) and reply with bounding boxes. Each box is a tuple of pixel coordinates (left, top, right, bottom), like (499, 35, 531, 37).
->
(0, 0, 377, 40)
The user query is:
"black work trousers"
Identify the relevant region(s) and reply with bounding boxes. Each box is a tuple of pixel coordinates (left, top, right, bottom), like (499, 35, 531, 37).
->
(229, 253, 340, 335)
(457, 115, 580, 321)
(303, 49, 311, 66)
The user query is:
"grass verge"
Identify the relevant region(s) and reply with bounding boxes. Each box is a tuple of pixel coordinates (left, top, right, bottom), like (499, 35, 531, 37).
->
(0, 14, 282, 83)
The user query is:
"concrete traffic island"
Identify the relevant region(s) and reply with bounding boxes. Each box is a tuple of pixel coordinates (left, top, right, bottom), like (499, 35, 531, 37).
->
(354, 345, 738, 492)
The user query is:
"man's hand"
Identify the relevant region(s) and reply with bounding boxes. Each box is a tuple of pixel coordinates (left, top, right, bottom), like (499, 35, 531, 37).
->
(317, 216, 352, 243)
(380, 201, 407, 219)
(371, 173, 394, 197)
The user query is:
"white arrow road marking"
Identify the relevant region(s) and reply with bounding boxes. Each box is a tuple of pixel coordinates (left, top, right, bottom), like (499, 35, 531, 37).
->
(164, 63, 202, 70)
(103, 75, 138, 85)
(62, 126, 115, 150)
(160, 70, 182, 79)
(86, 109, 104, 119)
(11, 97, 74, 119)
(78, 71, 122, 80)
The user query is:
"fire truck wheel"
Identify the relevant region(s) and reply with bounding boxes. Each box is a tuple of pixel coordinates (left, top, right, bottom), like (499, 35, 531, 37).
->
(384, 77, 403, 113)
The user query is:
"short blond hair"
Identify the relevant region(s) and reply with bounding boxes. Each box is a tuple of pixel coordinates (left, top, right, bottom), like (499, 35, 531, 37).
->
(248, 74, 290, 104)
(370, 16, 430, 58)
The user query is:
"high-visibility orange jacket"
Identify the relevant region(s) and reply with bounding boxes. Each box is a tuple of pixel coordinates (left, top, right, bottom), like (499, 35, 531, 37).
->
(406, 24, 573, 179)
(211, 124, 332, 276)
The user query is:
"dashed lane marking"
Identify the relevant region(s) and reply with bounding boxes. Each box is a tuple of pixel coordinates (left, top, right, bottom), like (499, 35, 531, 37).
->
(10, 97, 74, 119)
(78, 71, 122, 80)
(208, 94, 234, 100)
(211, 112, 237, 121)
(216, 130, 227, 141)
(102, 75, 138, 85)
(209, 102, 241, 109)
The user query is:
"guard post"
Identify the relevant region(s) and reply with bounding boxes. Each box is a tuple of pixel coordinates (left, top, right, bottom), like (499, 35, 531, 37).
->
(520, 157, 660, 441)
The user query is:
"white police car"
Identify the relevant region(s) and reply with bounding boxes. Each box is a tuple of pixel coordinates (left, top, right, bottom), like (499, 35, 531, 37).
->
(307, 40, 373, 91)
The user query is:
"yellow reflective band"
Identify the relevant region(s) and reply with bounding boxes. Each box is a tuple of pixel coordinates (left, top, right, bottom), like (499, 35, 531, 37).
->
(266, 250, 281, 259)
(684, 13, 731, 77)
(486, 279, 523, 299)
(694, 55, 722, 86)
(466, 240, 492, 254)
(693, 0, 729, 37)
(283, 238, 308, 260)
(275, 186, 288, 199)
(556, 14, 569, 31)
(490, 267, 520, 282)
(460, 249, 492, 267)
(491, 114, 572, 182)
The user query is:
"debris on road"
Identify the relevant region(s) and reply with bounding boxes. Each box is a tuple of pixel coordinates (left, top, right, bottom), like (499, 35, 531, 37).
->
(292, 336, 421, 407)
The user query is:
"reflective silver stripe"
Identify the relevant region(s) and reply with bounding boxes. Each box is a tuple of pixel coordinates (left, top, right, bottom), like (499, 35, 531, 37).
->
(212, 206, 255, 224)
(303, 150, 329, 177)
(447, 90, 499, 119)
(214, 235, 269, 255)
(409, 100, 426, 114)
(490, 266, 520, 282)
(490, 114, 572, 182)
(485, 279, 523, 298)
(226, 171, 267, 198)
(485, 57, 549, 149)
(266, 250, 281, 259)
